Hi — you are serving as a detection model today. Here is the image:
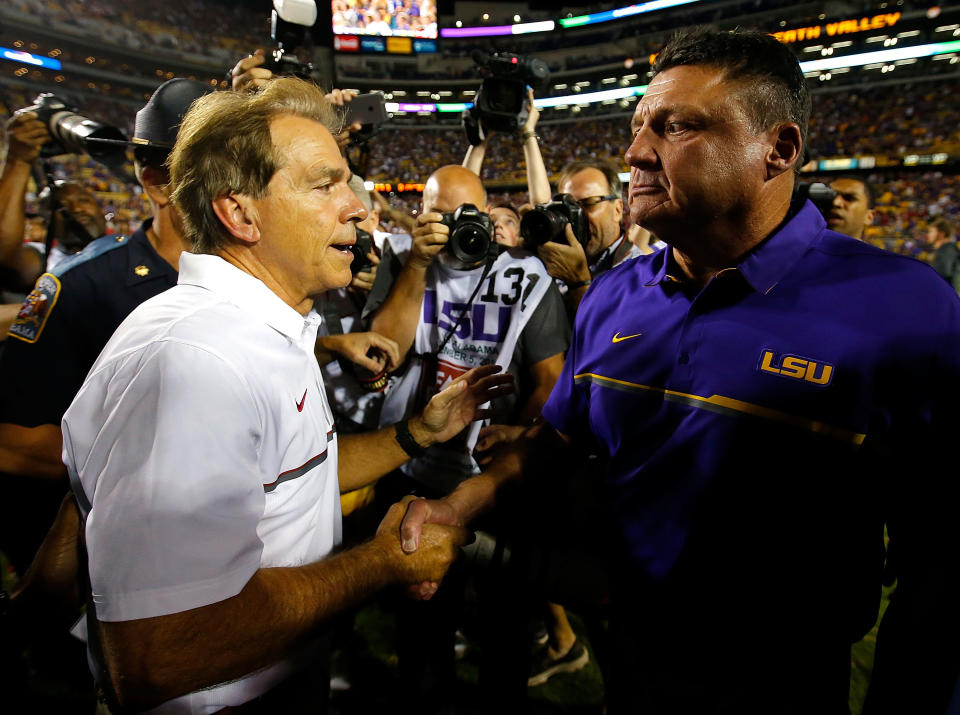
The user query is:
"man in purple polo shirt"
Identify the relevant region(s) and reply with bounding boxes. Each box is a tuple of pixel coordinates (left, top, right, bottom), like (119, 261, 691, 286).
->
(398, 27, 960, 714)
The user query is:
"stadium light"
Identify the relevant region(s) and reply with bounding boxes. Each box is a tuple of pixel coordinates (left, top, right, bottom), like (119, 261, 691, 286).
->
(798, 40, 960, 72)
(383, 41, 960, 115)
(533, 85, 648, 108)
(441, 20, 554, 37)
(443, 0, 697, 36)
(0, 46, 62, 70)
(560, 0, 701, 28)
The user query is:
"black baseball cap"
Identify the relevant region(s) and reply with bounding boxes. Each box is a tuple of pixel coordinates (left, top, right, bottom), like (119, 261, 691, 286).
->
(132, 78, 214, 151)
(85, 78, 214, 166)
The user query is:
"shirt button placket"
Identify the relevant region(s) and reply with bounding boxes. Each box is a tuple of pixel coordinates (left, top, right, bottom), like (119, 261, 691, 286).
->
(673, 312, 696, 393)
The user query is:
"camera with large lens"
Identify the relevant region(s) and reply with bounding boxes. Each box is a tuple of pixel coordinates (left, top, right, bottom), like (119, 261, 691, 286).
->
(439, 204, 494, 264)
(21, 93, 127, 170)
(520, 193, 589, 249)
(463, 50, 550, 144)
(350, 227, 376, 275)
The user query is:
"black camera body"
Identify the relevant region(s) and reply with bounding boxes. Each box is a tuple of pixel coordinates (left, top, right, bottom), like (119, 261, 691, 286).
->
(350, 227, 376, 275)
(463, 51, 550, 145)
(439, 204, 495, 265)
(520, 193, 589, 249)
(262, 0, 317, 80)
(796, 182, 837, 216)
(260, 47, 314, 80)
(21, 93, 127, 169)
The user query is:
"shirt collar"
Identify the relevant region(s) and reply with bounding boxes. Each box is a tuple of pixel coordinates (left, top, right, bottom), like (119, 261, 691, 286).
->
(176, 253, 321, 345)
(736, 200, 824, 295)
(589, 234, 625, 276)
(645, 245, 683, 286)
(125, 219, 179, 288)
(643, 200, 824, 293)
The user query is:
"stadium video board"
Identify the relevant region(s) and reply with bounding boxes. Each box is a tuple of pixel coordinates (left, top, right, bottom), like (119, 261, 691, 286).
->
(332, 0, 438, 39)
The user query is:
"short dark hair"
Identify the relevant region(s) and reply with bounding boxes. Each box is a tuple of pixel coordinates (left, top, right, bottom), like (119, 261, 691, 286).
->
(557, 160, 622, 197)
(37, 180, 95, 219)
(653, 27, 810, 173)
(831, 175, 874, 208)
(932, 217, 953, 238)
(488, 201, 520, 219)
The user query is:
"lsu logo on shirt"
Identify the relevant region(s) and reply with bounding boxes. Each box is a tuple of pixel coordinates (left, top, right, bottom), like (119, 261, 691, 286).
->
(758, 350, 834, 386)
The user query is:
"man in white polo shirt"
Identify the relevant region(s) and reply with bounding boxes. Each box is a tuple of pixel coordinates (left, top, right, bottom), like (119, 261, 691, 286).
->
(61, 78, 509, 713)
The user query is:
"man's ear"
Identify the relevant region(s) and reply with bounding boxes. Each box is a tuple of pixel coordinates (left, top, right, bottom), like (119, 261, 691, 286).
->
(865, 208, 876, 227)
(766, 122, 803, 179)
(140, 166, 171, 207)
(211, 194, 260, 245)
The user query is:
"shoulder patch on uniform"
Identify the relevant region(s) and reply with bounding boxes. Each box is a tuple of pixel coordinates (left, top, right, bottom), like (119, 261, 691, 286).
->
(9, 273, 62, 343)
(51, 234, 129, 277)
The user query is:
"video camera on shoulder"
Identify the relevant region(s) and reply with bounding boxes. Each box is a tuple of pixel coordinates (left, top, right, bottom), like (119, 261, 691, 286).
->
(262, 0, 317, 80)
(20, 93, 127, 171)
(440, 204, 495, 264)
(520, 193, 589, 249)
(463, 50, 550, 145)
(350, 227, 376, 275)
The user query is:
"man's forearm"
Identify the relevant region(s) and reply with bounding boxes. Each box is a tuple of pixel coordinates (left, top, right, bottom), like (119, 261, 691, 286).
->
(520, 384, 556, 424)
(338, 418, 434, 492)
(369, 262, 428, 360)
(444, 427, 534, 524)
(383, 205, 416, 233)
(565, 284, 589, 320)
(520, 353, 564, 423)
(0, 303, 21, 340)
(0, 423, 66, 479)
(101, 539, 403, 709)
(463, 140, 487, 176)
(523, 136, 551, 206)
(0, 160, 31, 269)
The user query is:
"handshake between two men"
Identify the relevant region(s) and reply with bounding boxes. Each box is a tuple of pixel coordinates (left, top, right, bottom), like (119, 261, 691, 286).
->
(369, 361, 519, 598)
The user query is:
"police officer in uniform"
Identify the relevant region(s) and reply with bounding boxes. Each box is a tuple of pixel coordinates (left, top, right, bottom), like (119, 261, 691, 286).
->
(0, 77, 213, 575)
(0, 77, 213, 708)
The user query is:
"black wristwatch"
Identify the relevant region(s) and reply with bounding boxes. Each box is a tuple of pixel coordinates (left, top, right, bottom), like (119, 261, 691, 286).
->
(395, 419, 428, 458)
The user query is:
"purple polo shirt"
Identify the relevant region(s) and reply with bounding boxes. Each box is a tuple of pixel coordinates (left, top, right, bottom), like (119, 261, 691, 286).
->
(543, 201, 960, 641)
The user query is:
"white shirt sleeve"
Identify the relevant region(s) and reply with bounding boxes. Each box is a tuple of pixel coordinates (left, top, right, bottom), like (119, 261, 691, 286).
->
(67, 339, 266, 622)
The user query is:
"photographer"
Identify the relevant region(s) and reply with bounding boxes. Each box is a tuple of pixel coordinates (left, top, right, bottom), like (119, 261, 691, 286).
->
(462, 87, 551, 248)
(537, 160, 644, 314)
(0, 111, 104, 291)
(364, 164, 568, 709)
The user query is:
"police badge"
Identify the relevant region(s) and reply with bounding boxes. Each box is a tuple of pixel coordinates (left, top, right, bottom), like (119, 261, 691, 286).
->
(10, 273, 61, 343)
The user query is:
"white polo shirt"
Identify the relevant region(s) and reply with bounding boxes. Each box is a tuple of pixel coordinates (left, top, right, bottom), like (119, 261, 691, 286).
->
(62, 252, 342, 713)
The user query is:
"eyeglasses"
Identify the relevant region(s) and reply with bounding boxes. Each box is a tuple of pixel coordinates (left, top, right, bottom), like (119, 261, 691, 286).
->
(575, 195, 619, 209)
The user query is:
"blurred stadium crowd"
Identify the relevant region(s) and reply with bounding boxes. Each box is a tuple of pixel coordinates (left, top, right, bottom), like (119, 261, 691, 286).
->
(3, 78, 957, 262)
